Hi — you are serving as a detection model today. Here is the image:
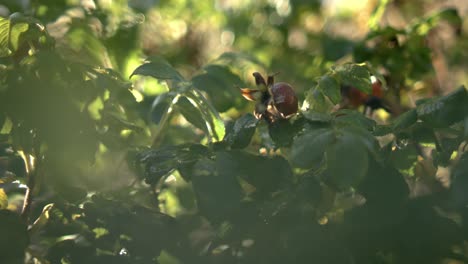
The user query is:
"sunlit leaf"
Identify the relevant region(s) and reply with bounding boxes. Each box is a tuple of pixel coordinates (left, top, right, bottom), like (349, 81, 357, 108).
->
(184, 88, 225, 142)
(28, 204, 54, 236)
(0, 17, 10, 56)
(9, 23, 28, 52)
(0, 189, 7, 209)
(0, 16, 30, 57)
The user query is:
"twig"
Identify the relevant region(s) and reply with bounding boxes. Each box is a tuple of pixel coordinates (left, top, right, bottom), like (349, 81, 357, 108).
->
(21, 153, 35, 221)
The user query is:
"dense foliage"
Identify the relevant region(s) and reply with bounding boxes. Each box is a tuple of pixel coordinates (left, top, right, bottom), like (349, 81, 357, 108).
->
(0, 1, 467, 263)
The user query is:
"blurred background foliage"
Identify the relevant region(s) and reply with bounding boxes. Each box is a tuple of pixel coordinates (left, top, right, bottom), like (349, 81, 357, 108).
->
(0, 0, 467, 263)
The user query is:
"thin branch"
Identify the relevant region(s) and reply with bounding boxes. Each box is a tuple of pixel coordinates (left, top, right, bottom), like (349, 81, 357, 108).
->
(21, 153, 35, 221)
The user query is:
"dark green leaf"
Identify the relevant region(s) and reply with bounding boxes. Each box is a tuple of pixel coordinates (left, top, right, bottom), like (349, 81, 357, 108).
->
(291, 128, 334, 169)
(465, 116, 468, 139)
(389, 143, 419, 173)
(326, 131, 369, 189)
(0, 210, 29, 262)
(191, 153, 243, 222)
(269, 117, 305, 147)
(223, 113, 258, 149)
(392, 109, 418, 131)
(150, 91, 179, 124)
(334, 109, 376, 130)
(416, 86, 468, 128)
(55, 184, 87, 203)
(344, 125, 381, 162)
(226, 150, 293, 196)
(130, 55, 184, 81)
(303, 110, 333, 123)
(138, 144, 209, 184)
(176, 96, 207, 132)
(449, 153, 468, 208)
(374, 124, 393, 136)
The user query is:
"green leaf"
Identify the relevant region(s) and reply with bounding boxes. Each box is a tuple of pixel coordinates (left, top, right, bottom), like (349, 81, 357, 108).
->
(465, 116, 468, 139)
(226, 150, 293, 196)
(416, 86, 468, 128)
(344, 125, 381, 162)
(292, 123, 373, 187)
(130, 55, 184, 81)
(223, 113, 258, 149)
(28, 204, 54, 236)
(176, 96, 207, 132)
(303, 110, 333, 123)
(333, 63, 372, 93)
(184, 88, 226, 142)
(268, 117, 305, 147)
(9, 23, 28, 52)
(333, 109, 376, 130)
(151, 91, 179, 124)
(392, 109, 418, 131)
(449, 152, 468, 208)
(304, 87, 333, 113)
(0, 17, 10, 57)
(0, 210, 29, 262)
(326, 131, 369, 189)
(0, 189, 7, 209)
(291, 128, 335, 169)
(389, 143, 419, 173)
(191, 153, 243, 222)
(374, 124, 393, 136)
(138, 144, 209, 185)
(317, 74, 341, 104)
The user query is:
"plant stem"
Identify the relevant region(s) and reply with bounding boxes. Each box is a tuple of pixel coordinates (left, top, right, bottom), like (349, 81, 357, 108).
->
(151, 94, 181, 148)
(21, 153, 35, 221)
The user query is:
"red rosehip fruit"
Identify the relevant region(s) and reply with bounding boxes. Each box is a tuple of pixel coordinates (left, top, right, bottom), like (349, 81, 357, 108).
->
(270, 82, 298, 117)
